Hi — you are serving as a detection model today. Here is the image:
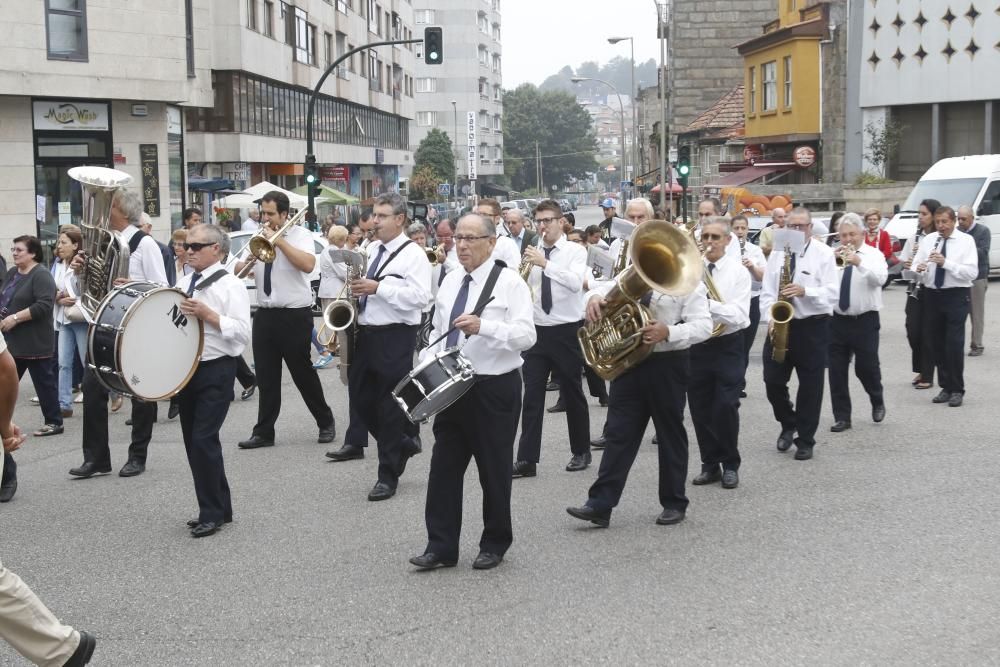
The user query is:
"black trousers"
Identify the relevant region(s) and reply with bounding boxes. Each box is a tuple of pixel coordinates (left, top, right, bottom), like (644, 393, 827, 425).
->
(235, 355, 255, 390)
(689, 333, 744, 472)
(251, 307, 334, 440)
(178, 356, 235, 524)
(829, 312, 884, 422)
(587, 351, 691, 512)
(762, 316, 830, 449)
(517, 322, 590, 462)
(14, 357, 61, 427)
(344, 398, 369, 447)
(923, 287, 971, 394)
(556, 366, 608, 404)
(81, 368, 157, 467)
(348, 324, 419, 487)
(424, 370, 521, 560)
(741, 296, 761, 389)
(905, 291, 935, 382)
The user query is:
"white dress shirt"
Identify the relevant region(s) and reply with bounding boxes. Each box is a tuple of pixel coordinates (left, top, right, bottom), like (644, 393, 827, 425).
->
(253, 224, 315, 309)
(241, 218, 260, 232)
(358, 232, 432, 326)
(52, 261, 71, 327)
(420, 261, 536, 375)
(120, 225, 168, 285)
(703, 254, 751, 336)
(526, 235, 588, 326)
(176, 262, 252, 361)
(317, 248, 348, 299)
(586, 281, 713, 352)
(491, 234, 522, 271)
(834, 244, 887, 316)
(736, 239, 767, 296)
(912, 229, 978, 289)
(760, 240, 838, 322)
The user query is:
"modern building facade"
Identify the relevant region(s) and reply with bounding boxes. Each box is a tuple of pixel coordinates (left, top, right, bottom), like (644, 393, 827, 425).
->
(409, 0, 504, 193)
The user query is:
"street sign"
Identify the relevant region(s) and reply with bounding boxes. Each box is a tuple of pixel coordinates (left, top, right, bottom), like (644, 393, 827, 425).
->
(438, 183, 451, 196)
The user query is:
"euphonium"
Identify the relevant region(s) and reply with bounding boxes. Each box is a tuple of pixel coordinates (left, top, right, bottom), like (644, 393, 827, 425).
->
(425, 244, 446, 265)
(67, 166, 134, 319)
(236, 208, 308, 279)
(578, 221, 703, 381)
(769, 244, 795, 362)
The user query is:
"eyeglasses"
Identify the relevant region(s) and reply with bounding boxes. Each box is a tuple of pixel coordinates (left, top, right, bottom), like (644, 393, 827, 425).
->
(454, 235, 492, 244)
(700, 233, 724, 241)
(698, 212, 714, 217)
(535, 217, 560, 225)
(787, 224, 811, 231)
(9, 247, 25, 254)
(183, 242, 217, 251)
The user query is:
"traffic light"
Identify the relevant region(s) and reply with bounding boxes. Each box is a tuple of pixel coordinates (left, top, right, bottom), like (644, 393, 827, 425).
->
(677, 145, 691, 189)
(304, 155, 319, 195)
(424, 27, 443, 65)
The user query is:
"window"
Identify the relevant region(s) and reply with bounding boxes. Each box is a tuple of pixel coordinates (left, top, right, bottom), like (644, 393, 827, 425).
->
(324, 32, 332, 65)
(417, 111, 437, 126)
(492, 0, 500, 10)
(478, 13, 489, 34)
(762, 61, 777, 111)
(184, 0, 194, 75)
(367, 0, 378, 33)
(337, 0, 349, 12)
(493, 115, 501, 131)
(45, 0, 88, 61)
(492, 23, 500, 41)
(415, 9, 434, 24)
(263, 1, 274, 37)
(416, 77, 436, 93)
(392, 12, 401, 39)
(783, 56, 792, 108)
(347, 43, 356, 72)
(492, 53, 501, 73)
(493, 85, 501, 102)
(747, 66, 756, 112)
(478, 45, 488, 65)
(247, 0, 257, 30)
(479, 78, 488, 96)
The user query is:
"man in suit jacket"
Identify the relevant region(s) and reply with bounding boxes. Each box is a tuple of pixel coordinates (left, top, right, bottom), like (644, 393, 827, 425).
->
(506, 209, 538, 255)
(958, 205, 990, 356)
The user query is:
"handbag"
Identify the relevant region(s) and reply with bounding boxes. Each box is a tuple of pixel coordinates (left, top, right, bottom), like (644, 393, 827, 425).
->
(64, 303, 86, 323)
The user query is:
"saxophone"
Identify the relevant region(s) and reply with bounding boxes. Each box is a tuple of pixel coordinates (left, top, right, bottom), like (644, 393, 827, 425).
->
(67, 166, 134, 319)
(611, 237, 630, 276)
(320, 248, 367, 385)
(702, 255, 726, 338)
(769, 245, 795, 362)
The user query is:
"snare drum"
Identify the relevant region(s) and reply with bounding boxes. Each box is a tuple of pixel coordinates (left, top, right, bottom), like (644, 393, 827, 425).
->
(88, 281, 204, 400)
(391, 347, 476, 423)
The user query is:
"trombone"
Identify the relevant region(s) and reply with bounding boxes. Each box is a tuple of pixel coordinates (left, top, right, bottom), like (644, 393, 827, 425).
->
(236, 208, 308, 279)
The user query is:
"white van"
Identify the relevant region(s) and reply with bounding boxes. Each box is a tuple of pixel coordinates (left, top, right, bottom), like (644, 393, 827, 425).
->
(885, 155, 1000, 274)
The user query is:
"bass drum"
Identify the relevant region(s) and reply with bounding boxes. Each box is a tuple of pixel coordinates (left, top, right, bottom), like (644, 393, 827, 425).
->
(391, 347, 476, 424)
(88, 281, 204, 400)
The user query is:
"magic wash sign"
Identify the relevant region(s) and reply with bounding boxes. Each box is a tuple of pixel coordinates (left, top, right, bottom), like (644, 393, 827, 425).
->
(33, 101, 110, 131)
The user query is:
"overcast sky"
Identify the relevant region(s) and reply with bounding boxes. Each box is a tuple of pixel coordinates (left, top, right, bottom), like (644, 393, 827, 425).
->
(501, 0, 664, 88)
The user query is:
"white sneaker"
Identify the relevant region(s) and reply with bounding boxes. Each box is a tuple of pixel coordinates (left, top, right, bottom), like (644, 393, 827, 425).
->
(74, 392, 84, 404)
(30, 396, 39, 404)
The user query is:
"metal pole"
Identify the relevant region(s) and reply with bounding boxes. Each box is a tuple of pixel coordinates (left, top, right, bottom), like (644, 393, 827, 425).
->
(629, 38, 637, 193)
(657, 6, 669, 217)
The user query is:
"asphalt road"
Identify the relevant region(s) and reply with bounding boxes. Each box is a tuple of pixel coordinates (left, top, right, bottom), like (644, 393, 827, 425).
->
(3, 230, 1000, 664)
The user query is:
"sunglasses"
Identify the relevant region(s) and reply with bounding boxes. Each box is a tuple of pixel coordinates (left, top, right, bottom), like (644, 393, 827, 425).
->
(183, 242, 217, 251)
(701, 233, 724, 241)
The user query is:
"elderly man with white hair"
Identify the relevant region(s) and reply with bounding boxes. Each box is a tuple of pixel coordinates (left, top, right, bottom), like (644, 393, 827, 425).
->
(827, 213, 888, 433)
(957, 205, 990, 356)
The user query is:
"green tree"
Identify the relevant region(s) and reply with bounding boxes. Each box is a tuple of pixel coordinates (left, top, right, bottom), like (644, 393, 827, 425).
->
(409, 164, 443, 201)
(413, 128, 455, 182)
(502, 84, 599, 192)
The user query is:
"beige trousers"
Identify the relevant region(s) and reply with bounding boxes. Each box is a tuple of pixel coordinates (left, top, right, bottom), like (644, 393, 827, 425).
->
(970, 278, 987, 349)
(0, 456, 80, 666)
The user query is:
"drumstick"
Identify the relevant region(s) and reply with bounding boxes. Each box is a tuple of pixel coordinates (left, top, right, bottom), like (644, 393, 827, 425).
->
(427, 296, 496, 349)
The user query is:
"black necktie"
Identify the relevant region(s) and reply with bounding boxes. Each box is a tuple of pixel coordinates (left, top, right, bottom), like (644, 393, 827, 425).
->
(640, 292, 652, 307)
(360, 244, 386, 312)
(933, 238, 948, 288)
(541, 247, 554, 314)
(839, 265, 852, 312)
(438, 262, 447, 287)
(263, 263, 272, 296)
(187, 272, 202, 297)
(446, 275, 472, 348)
(708, 262, 716, 275)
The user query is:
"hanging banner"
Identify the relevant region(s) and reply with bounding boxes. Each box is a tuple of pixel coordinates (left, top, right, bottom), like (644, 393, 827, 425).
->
(140, 144, 161, 217)
(466, 112, 477, 181)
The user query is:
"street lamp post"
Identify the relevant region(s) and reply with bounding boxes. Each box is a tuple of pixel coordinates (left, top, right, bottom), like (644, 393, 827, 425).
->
(608, 36, 638, 193)
(572, 76, 627, 215)
(653, 0, 672, 218)
(451, 100, 458, 207)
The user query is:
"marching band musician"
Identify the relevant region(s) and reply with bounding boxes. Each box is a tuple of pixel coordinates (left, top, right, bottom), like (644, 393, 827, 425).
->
(409, 213, 536, 571)
(732, 215, 766, 396)
(235, 191, 336, 451)
(759, 207, 838, 461)
(512, 200, 591, 477)
(566, 241, 713, 528)
(912, 206, 978, 408)
(69, 190, 169, 480)
(348, 192, 432, 501)
(899, 199, 940, 390)
(689, 217, 751, 489)
(174, 225, 251, 538)
(474, 199, 521, 270)
(827, 213, 888, 433)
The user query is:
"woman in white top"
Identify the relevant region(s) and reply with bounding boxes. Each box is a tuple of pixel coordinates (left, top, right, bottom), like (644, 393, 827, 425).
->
(52, 225, 89, 417)
(312, 226, 349, 369)
(171, 228, 195, 285)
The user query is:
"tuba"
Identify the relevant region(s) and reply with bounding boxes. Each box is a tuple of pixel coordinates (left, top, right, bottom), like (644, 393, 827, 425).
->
(578, 221, 703, 381)
(68, 166, 134, 319)
(769, 245, 795, 362)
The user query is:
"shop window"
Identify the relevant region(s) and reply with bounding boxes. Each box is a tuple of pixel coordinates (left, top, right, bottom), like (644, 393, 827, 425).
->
(762, 61, 777, 111)
(46, 0, 88, 62)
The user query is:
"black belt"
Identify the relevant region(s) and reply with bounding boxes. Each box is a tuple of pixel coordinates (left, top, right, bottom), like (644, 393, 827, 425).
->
(833, 311, 877, 320)
(199, 355, 238, 366)
(796, 314, 830, 321)
(650, 349, 690, 359)
(257, 305, 313, 312)
(925, 286, 971, 294)
(359, 323, 419, 331)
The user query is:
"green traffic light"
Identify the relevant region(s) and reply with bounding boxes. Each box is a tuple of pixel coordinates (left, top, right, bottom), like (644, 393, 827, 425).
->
(678, 165, 690, 175)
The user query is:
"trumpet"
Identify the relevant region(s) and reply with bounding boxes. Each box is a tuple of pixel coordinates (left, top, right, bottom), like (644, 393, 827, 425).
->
(835, 243, 856, 269)
(425, 244, 446, 265)
(236, 208, 308, 279)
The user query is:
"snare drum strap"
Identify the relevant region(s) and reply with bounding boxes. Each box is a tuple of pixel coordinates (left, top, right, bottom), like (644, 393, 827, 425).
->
(468, 261, 506, 325)
(190, 269, 229, 293)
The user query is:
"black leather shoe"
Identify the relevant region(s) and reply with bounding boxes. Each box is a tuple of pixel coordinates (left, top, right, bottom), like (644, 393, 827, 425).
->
(125, 418, 133, 426)
(472, 552, 503, 570)
(317, 423, 337, 444)
(590, 434, 608, 449)
(739, 390, 747, 398)
(546, 381, 559, 391)
(599, 397, 608, 407)
(367, 481, 396, 501)
(948, 393, 964, 407)
(238, 435, 274, 449)
(776, 429, 795, 452)
(655, 508, 686, 525)
(566, 505, 610, 527)
(565, 452, 591, 472)
(119, 460, 145, 477)
(325, 444, 365, 461)
(794, 446, 814, 461)
(69, 462, 112, 478)
(397, 437, 422, 476)
(64, 630, 97, 667)
(187, 517, 232, 528)
(721, 469, 739, 489)
(167, 400, 180, 420)
(546, 400, 566, 413)
(0, 479, 16, 503)
(511, 460, 536, 478)
(409, 552, 457, 570)
(830, 420, 852, 433)
(932, 389, 951, 404)
(872, 403, 886, 422)
(190, 522, 222, 538)
(692, 469, 722, 485)
(240, 384, 256, 401)
(651, 435, 658, 445)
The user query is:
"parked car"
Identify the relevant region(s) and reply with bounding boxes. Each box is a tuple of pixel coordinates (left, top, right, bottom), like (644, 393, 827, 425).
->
(227, 230, 328, 314)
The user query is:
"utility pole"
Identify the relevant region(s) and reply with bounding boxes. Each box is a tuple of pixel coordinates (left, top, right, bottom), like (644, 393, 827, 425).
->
(535, 141, 542, 194)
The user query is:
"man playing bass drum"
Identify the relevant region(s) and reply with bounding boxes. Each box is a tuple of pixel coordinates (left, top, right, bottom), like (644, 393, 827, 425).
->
(409, 213, 535, 571)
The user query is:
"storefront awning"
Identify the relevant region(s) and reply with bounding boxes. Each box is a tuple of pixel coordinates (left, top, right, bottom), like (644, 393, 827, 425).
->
(188, 177, 236, 192)
(706, 164, 791, 188)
